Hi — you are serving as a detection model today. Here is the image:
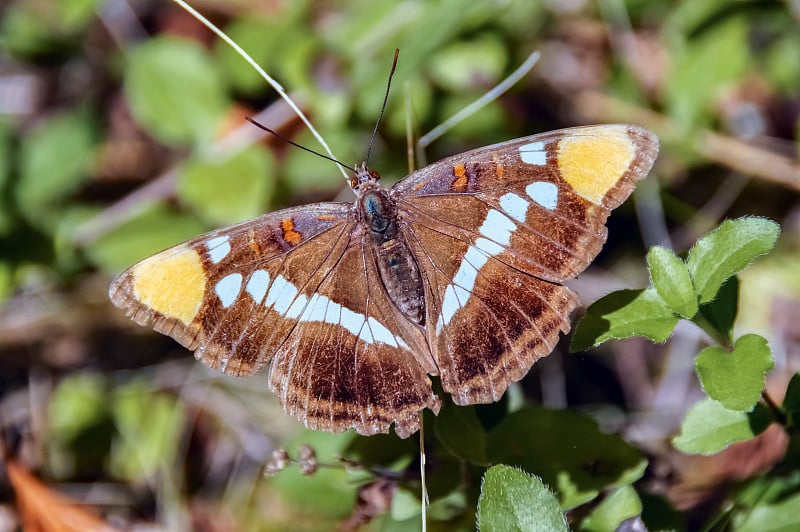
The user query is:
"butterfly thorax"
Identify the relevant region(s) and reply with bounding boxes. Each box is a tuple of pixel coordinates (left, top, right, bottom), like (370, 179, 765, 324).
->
(354, 165, 425, 325)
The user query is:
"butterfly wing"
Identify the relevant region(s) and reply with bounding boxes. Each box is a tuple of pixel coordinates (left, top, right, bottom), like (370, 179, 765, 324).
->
(109, 203, 354, 377)
(110, 201, 439, 437)
(268, 233, 439, 438)
(394, 124, 658, 404)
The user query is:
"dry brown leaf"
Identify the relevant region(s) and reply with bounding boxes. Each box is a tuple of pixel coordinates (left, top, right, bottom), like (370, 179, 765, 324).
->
(5, 459, 119, 532)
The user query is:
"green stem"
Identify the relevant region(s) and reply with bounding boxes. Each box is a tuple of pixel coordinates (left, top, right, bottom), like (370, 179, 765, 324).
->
(692, 313, 733, 350)
(762, 390, 787, 426)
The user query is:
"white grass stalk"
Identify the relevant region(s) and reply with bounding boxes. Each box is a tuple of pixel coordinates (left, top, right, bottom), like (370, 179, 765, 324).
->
(416, 50, 541, 167)
(172, 0, 349, 182)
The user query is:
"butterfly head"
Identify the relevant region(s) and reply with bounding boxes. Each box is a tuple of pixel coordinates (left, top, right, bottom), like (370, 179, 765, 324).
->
(350, 162, 381, 192)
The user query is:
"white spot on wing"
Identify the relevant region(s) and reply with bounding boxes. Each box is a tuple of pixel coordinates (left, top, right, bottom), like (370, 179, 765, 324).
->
(215, 273, 242, 308)
(245, 269, 270, 304)
(526, 181, 558, 210)
(519, 141, 546, 165)
(499, 192, 530, 223)
(437, 211, 514, 332)
(265, 274, 298, 315)
(301, 293, 329, 322)
(324, 300, 342, 325)
(206, 236, 231, 264)
(479, 209, 516, 246)
(452, 253, 479, 291)
(285, 293, 308, 319)
(367, 317, 399, 347)
(259, 274, 404, 348)
(358, 321, 375, 344)
(438, 285, 461, 332)
(474, 237, 502, 258)
(340, 306, 365, 337)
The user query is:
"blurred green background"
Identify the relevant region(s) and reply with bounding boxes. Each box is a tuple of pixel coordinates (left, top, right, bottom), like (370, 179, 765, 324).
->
(0, 0, 799, 530)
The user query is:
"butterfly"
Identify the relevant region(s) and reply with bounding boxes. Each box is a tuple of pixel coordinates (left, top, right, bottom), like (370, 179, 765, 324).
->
(110, 124, 658, 438)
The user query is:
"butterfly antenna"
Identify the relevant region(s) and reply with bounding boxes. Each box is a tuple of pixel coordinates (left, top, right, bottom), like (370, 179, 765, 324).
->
(364, 48, 400, 165)
(171, 0, 349, 182)
(245, 117, 357, 173)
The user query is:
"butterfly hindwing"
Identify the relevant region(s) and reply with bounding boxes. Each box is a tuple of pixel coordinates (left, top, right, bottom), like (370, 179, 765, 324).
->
(269, 239, 440, 438)
(395, 124, 658, 403)
(404, 220, 579, 404)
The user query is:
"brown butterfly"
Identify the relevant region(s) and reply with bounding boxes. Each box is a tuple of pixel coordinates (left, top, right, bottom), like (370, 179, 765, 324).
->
(110, 124, 658, 438)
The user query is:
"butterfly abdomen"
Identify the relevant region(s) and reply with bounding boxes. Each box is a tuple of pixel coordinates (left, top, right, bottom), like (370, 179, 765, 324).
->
(359, 185, 425, 325)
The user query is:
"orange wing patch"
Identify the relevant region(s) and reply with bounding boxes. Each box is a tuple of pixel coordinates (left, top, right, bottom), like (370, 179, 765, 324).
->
(492, 154, 504, 180)
(281, 218, 303, 245)
(451, 163, 468, 192)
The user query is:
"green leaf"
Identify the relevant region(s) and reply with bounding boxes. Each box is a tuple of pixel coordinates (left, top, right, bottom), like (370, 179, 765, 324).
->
(16, 110, 95, 225)
(764, 34, 800, 96)
(664, 17, 750, 127)
(672, 399, 772, 455)
(390, 488, 421, 522)
(695, 334, 773, 411)
(570, 288, 680, 351)
(639, 493, 686, 532)
(125, 36, 228, 145)
(580, 486, 642, 532)
(1, 0, 102, 56)
(648, 246, 697, 318)
(686, 217, 780, 304)
(695, 275, 739, 345)
(487, 408, 646, 509)
(108, 380, 184, 482)
(0, 121, 12, 237)
(48, 373, 109, 442)
(86, 203, 206, 273)
(177, 145, 275, 226)
(782, 373, 800, 428)
(344, 433, 416, 470)
(282, 128, 357, 193)
(427, 489, 468, 521)
(385, 489, 467, 528)
(0, 263, 12, 304)
(735, 490, 800, 532)
(46, 373, 114, 479)
(478, 465, 567, 532)
(426, 35, 508, 92)
(434, 404, 489, 466)
(213, 16, 290, 96)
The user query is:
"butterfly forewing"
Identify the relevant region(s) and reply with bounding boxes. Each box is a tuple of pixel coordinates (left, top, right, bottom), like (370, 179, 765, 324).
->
(395, 124, 658, 403)
(109, 203, 352, 376)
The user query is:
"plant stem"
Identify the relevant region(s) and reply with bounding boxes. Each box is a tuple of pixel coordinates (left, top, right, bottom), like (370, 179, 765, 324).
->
(692, 314, 733, 350)
(762, 390, 787, 426)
